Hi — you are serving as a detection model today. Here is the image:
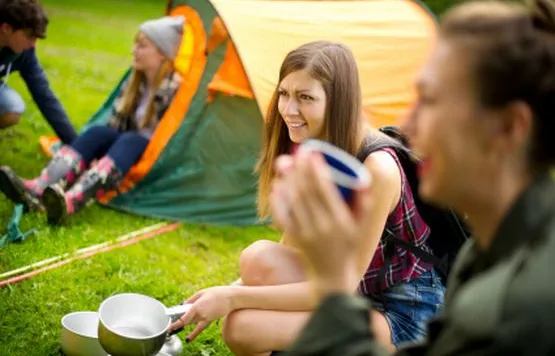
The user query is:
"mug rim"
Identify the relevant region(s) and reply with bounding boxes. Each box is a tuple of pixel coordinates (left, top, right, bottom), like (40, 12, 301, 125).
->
(299, 139, 371, 188)
(97, 293, 170, 340)
(61, 311, 100, 339)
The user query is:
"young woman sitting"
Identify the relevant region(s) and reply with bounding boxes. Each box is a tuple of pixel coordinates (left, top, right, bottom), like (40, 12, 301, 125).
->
(0, 15, 185, 224)
(169, 41, 446, 355)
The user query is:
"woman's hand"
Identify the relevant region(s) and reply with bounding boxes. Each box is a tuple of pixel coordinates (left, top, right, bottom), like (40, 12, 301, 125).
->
(270, 151, 374, 298)
(169, 286, 236, 341)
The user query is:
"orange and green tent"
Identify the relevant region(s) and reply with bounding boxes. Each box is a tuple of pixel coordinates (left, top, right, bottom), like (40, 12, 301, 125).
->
(40, 0, 437, 226)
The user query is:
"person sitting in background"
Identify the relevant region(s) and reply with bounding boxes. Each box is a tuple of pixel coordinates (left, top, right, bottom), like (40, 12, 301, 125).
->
(0, 0, 77, 144)
(271, 0, 555, 355)
(0, 15, 185, 225)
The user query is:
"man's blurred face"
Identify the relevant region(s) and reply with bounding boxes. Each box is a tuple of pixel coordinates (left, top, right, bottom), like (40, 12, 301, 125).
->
(1, 24, 37, 53)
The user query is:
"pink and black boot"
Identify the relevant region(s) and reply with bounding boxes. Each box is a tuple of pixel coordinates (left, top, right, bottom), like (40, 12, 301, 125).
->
(41, 156, 122, 225)
(0, 146, 87, 211)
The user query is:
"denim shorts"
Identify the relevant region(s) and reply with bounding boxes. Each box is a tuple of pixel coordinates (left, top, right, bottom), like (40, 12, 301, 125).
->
(0, 85, 25, 115)
(367, 268, 446, 347)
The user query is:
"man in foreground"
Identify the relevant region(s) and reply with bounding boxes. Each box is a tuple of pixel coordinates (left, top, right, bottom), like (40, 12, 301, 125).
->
(270, 2, 555, 354)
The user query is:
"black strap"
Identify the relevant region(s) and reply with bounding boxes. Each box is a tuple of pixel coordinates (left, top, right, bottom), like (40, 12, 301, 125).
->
(356, 139, 404, 163)
(376, 231, 447, 284)
(385, 229, 449, 276)
(359, 134, 450, 294)
(376, 235, 396, 305)
(374, 231, 450, 307)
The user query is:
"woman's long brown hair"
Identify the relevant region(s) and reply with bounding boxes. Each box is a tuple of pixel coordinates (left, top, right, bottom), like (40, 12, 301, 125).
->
(115, 41, 174, 129)
(256, 41, 364, 220)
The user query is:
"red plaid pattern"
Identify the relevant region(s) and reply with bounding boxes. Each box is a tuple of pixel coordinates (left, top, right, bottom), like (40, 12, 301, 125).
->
(358, 148, 433, 295)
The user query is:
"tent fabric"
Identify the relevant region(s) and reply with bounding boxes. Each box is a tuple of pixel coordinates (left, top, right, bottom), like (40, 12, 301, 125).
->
(100, 4, 210, 201)
(78, 2, 265, 225)
(207, 0, 437, 128)
(38, 0, 437, 226)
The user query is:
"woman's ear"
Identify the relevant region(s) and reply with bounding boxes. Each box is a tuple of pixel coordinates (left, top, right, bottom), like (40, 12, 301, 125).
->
(494, 101, 533, 153)
(477, 101, 532, 157)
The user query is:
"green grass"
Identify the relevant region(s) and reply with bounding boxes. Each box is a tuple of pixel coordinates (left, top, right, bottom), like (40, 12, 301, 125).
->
(0, 0, 278, 354)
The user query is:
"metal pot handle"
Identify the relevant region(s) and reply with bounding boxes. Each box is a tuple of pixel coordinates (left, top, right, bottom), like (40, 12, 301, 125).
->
(166, 303, 193, 322)
(165, 302, 192, 336)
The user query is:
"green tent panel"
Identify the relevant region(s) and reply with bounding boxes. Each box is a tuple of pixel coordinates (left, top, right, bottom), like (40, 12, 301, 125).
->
(39, 0, 437, 227)
(84, 17, 264, 225)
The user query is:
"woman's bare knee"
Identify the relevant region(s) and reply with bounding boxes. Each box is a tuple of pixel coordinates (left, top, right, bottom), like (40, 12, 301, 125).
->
(223, 309, 311, 356)
(239, 240, 305, 286)
(222, 311, 254, 355)
(0, 113, 21, 129)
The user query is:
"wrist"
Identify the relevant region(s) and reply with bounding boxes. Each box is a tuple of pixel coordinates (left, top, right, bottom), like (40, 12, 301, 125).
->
(227, 285, 243, 311)
(312, 266, 360, 301)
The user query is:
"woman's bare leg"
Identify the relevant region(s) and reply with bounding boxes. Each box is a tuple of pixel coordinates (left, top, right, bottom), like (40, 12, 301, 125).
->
(372, 310, 395, 353)
(238, 239, 307, 286)
(222, 303, 395, 355)
(224, 309, 312, 356)
(223, 239, 395, 355)
(223, 240, 307, 355)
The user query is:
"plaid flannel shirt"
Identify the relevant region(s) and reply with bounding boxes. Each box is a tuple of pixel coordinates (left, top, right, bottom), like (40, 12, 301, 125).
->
(358, 148, 433, 295)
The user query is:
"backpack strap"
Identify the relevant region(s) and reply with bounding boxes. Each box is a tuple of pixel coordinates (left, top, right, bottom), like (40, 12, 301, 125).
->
(384, 232, 449, 276)
(356, 136, 403, 163)
(358, 131, 448, 295)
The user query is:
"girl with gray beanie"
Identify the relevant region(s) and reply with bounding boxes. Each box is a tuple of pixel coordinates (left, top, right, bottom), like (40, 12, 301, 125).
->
(0, 15, 186, 225)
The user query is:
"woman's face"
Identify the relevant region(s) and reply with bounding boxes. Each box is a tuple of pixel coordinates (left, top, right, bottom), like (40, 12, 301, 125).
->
(402, 40, 502, 209)
(277, 69, 327, 143)
(132, 32, 165, 72)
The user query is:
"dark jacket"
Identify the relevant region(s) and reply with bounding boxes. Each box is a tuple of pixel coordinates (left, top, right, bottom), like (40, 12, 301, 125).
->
(285, 174, 555, 356)
(0, 46, 77, 144)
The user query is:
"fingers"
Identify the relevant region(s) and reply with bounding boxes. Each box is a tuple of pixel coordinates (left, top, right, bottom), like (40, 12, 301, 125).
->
(187, 321, 211, 342)
(171, 304, 206, 341)
(271, 153, 305, 229)
(177, 308, 196, 327)
(272, 150, 366, 242)
(174, 294, 202, 327)
(290, 152, 352, 236)
(270, 187, 289, 228)
(351, 181, 372, 224)
(270, 171, 292, 228)
(169, 319, 184, 332)
(275, 155, 294, 178)
(170, 312, 211, 343)
(270, 154, 296, 228)
(304, 152, 349, 221)
(185, 291, 202, 304)
(287, 153, 332, 236)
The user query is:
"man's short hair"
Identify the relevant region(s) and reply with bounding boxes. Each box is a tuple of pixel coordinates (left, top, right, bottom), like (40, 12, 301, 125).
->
(0, 0, 49, 39)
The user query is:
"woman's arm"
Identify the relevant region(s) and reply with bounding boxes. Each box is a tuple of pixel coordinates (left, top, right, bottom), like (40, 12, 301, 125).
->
(354, 151, 402, 273)
(228, 151, 402, 312)
(230, 281, 318, 311)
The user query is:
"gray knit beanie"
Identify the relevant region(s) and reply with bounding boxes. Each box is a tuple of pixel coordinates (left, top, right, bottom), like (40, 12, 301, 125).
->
(139, 16, 185, 61)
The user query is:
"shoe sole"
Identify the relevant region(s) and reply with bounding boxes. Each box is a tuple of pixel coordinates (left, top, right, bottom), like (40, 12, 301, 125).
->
(0, 167, 42, 211)
(42, 185, 67, 225)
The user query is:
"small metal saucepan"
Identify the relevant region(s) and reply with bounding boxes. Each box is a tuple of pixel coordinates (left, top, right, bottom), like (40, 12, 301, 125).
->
(97, 293, 191, 356)
(61, 311, 108, 356)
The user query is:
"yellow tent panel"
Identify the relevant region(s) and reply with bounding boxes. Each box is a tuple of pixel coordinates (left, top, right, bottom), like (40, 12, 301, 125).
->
(211, 0, 437, 128)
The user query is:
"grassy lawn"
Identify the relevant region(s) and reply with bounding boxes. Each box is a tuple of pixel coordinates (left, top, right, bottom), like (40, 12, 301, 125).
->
(0, 0, 278, 354)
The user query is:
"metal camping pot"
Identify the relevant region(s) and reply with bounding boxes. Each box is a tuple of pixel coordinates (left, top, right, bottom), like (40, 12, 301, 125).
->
(60, 311, 108, 356)
(97, 293, 191, 356)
